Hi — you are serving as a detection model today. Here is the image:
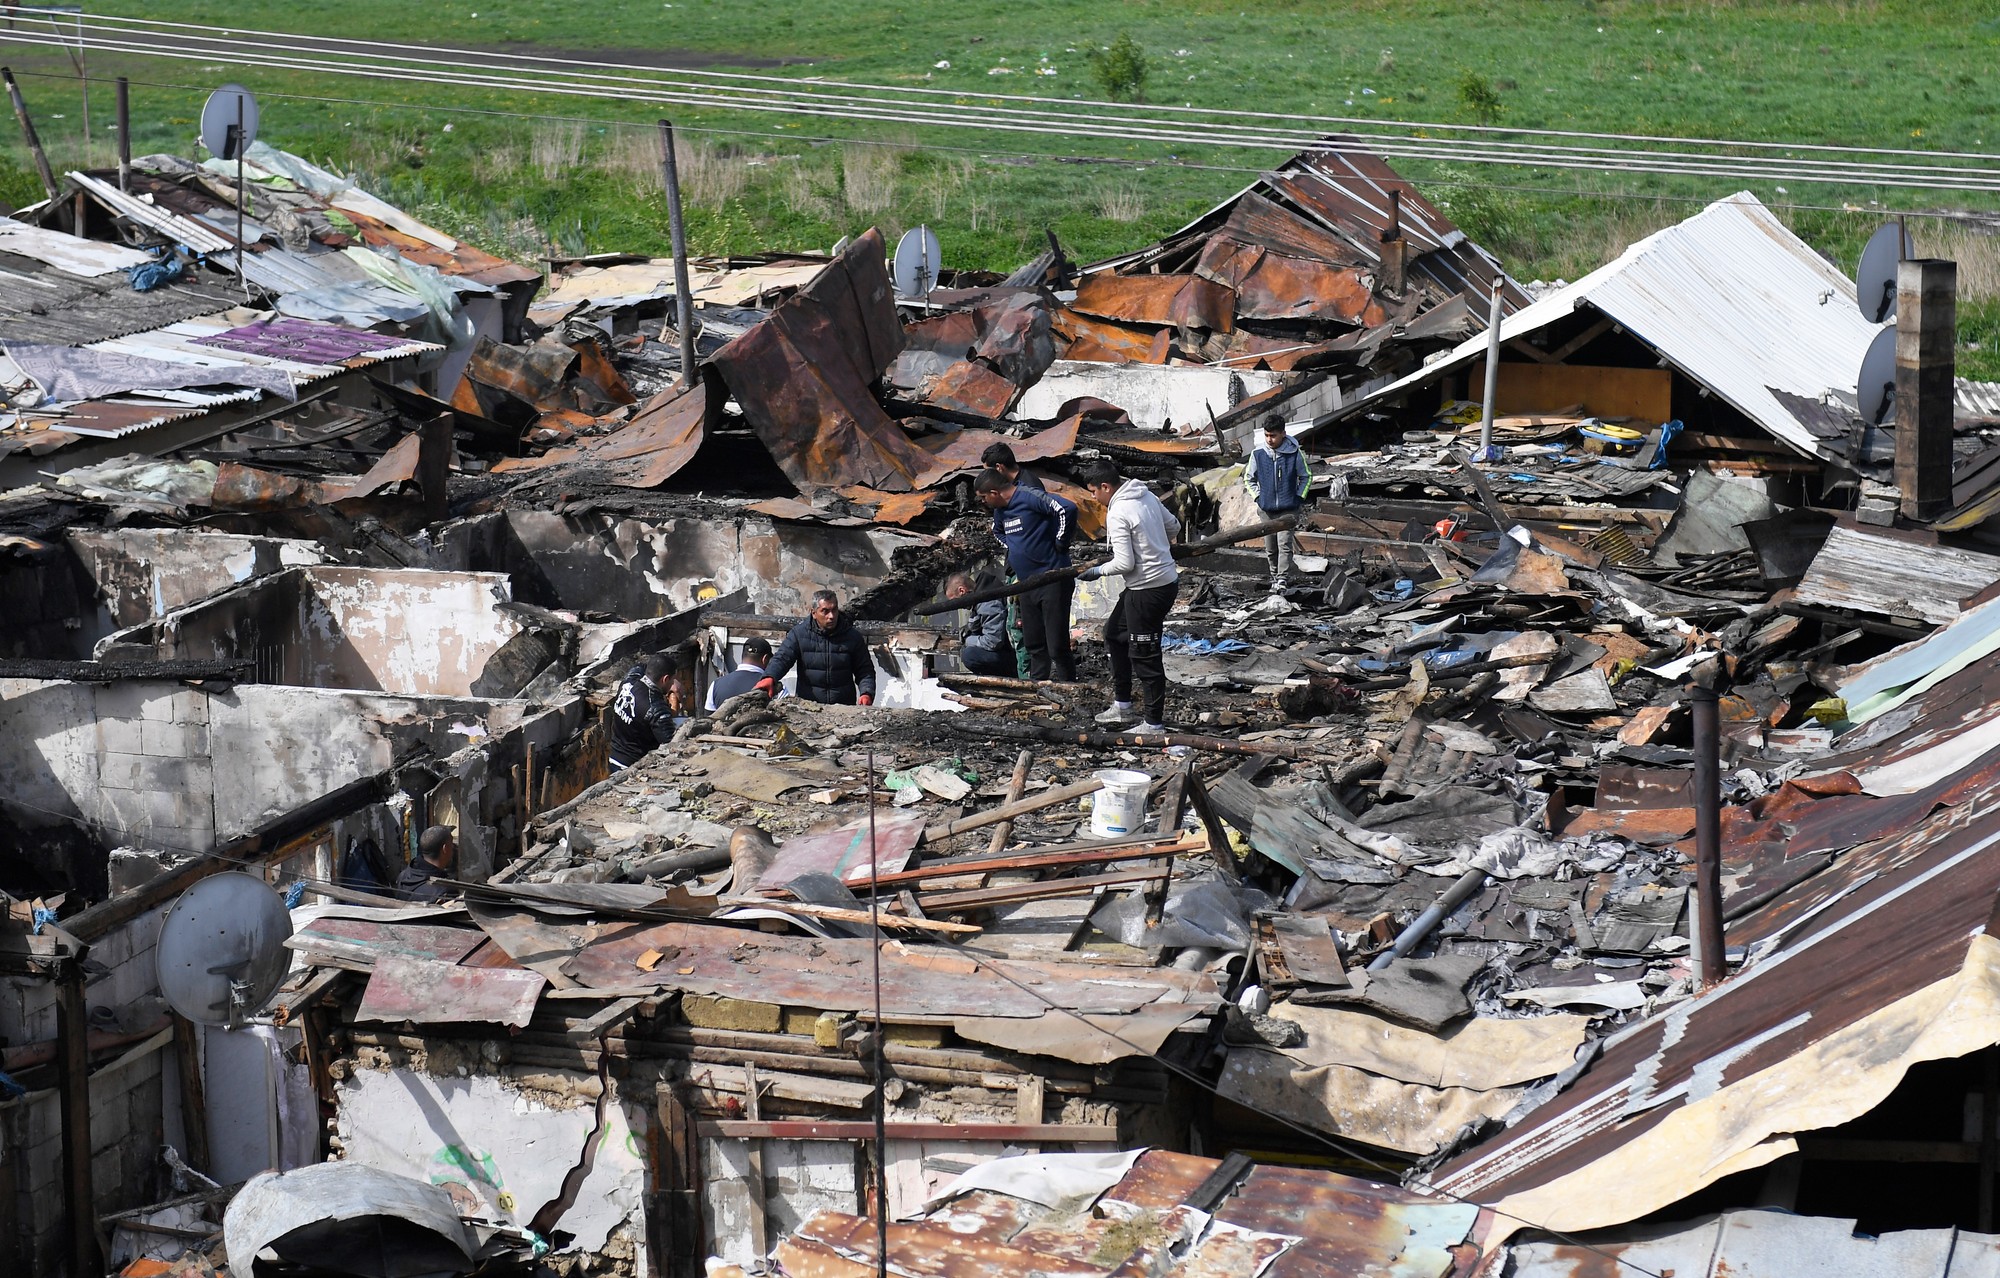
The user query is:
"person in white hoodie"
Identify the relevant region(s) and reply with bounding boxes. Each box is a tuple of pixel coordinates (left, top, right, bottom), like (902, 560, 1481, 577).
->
(1076, 459, 1181, 733)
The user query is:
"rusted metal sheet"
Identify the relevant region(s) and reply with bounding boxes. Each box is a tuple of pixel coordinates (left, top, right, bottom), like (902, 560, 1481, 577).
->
(788, 1211, 1105, 1278)
(711, 229, 948, 492)
(491, 383, 708, 489)
(756, 812, 924, 892)
(903, 289, 1056, 388)
(1053, 308, 1172, 364)
(832, 486, 936, 526)
(701, 1121, 1113, 1142)
(548, 920, 1216, 1020)
(915, 418, 1081, 476)
(1100, 1150, 1216, 1210)
(40, 400, 206, 439)
(354, 951, 547, 1028)
(1195, 219, 1383, 325)
(285, 918, 486, 971)
(1217, 1165, 1479, 1278)
(340, 207, 543, 291)
(1071, 274, 1235, 333)
(916, 359, 1020, 418)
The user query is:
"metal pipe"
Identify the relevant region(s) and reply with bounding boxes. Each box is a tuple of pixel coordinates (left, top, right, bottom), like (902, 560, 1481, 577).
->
(1, 67, 60, 207)
(1475, 277, 1505, 461)
(657, 119, 698, 388)
(233, 94, 247, 297)
(1691, 683, 1727, 986)
(1367, 868, 1488, 970)
(115, 75, 129, 192)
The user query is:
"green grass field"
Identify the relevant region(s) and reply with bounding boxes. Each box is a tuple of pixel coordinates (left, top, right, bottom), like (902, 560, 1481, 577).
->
(3, 1, 2000, 370)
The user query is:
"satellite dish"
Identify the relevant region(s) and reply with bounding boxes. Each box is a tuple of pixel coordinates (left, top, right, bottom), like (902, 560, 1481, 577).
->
(199, 84, 260, 162)
(1856, 324, 1897, 425)
(156, 872, 294, 1028)
(1855, 222, 1913, 324)
(893, 225, 942, 298)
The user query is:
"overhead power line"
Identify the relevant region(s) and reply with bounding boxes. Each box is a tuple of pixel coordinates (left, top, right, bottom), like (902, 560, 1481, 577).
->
(4, 14, 2000, 194)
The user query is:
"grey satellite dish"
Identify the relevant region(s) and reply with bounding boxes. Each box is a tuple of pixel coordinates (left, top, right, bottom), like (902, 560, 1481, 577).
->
(1856, 222, 1913, 324)
(199, 83, 259, 161)
(893, 224, 942, 298)
(1857, 324, 1897, 425)
(156, 872, 294, 1028)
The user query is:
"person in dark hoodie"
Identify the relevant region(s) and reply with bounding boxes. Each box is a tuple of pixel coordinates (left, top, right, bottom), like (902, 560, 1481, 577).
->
(757, 589, 877, 705)
(981, 441, 1044, 490)
(1243, 414, 1312, 593)
(395, 825, 458, 903)
(976, 467, 1079, 681)
(609, 652, 680, 769)
(980, 444, 1039, 676)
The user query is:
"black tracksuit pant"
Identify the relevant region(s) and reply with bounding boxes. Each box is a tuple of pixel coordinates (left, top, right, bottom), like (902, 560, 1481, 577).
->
(1019, 578, 1076, 681)
(1106, 581, 1178, 724)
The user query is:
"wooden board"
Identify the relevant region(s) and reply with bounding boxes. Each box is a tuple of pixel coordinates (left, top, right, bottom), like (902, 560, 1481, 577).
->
(1469, 360, 1673, 423)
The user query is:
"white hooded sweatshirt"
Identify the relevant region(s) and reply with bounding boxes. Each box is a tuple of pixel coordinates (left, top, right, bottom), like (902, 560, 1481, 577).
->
(1101, 478, 1181, 590)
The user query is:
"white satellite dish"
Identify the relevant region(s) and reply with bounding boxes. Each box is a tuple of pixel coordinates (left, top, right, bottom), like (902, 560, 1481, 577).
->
(156, 872, 294, 1028)
(199, 83, 259, 161)
(1855, 222, 1913, 324)
(893, 224, 942, 298)
(1857, 324, 1897, 425)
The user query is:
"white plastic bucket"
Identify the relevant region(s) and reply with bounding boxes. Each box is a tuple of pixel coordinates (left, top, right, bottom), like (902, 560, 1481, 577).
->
(1090, 769, 1152, 838)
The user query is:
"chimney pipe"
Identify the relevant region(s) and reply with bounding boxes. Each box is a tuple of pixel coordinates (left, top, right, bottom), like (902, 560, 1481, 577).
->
(1690, 681, 1727, 987)
(1896, 258, 1955, 522)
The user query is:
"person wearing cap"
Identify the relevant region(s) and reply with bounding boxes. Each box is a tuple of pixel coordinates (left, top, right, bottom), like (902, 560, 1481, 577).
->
(945, 571, 1015, 676)
(1076, 459, 1181, 733)
(396, 825, 458, 904)
(609, 652, 680, 770)
(1243, 414, 1312, 593)
(707, 636, 773, 711)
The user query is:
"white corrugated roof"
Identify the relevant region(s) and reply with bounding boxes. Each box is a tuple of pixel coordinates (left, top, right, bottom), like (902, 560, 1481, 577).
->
(1337, 192, 1887, 457)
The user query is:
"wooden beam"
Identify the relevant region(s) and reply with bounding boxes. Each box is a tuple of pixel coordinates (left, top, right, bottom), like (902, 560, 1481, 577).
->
(921, 778, 1104, 844)
(170, 1014, 211, 1176)
(916, 866, 1170, 914)
(1545, 315, 1616, 364)
(743, 1062, 768, 1259)
(987, 749, 1035, 855)
(566, 995, 652, 1042)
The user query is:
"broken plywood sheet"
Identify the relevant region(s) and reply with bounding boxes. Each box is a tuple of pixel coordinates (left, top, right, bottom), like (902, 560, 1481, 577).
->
(286, 918, 486, 972)
(1217, 1049, 1525, 1157)
(1272, 1002, 1589, 1091)
(1793, 525, 2000, 625)
(684, 747, 847, 803)
(355, 952, 548, 1028)
(757, 813, 924, 892)
(951, 1003, 1209, 1065)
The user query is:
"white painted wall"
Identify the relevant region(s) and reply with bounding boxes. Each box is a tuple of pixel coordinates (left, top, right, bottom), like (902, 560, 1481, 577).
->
(300, 568, 521, 697)
(335, 1067, 647, 1256)
(1015, 360, 1286, 432)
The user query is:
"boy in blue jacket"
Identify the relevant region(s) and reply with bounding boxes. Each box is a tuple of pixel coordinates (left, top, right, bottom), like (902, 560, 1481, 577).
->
(1243, 415, 1311, 593)
(976, 468, 1079, 680)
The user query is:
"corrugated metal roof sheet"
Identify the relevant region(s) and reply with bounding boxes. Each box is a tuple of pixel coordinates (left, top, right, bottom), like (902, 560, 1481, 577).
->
(1332, 193, 1884, 458)
(772, 1150, 1481, 1278)
(0, 249, 242, 346)
(1424, 652, 2000, 1238)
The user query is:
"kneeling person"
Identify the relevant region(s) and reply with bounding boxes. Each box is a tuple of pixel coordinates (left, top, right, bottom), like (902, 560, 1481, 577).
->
(945, 572, 1015, 677)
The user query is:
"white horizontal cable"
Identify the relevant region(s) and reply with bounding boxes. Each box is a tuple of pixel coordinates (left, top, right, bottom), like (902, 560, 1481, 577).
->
(49, 9, 2000, 170)
(11, 21, 2000, 192)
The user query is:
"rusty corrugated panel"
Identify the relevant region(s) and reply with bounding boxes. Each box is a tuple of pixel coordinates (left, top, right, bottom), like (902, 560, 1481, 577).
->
(353, 952, 547, 1028)
(915, 418, 1081, 476)
(904, 289, 1056, 388)
(916, 359, 1020, 418)
(1100, 1150, 1216, 1209)
(780, 1214, 1103, 1278)
(339, 208, 543, 291)
(42, 400, 207, 439)
(1217, 1165, 1479, 1278)
(831, 486, 937, 526)
(490, 383, 707, 489)
(1053, 309, 1172, 365)
(710, 229, 950, 493)
(1071, 274, 1236, 333)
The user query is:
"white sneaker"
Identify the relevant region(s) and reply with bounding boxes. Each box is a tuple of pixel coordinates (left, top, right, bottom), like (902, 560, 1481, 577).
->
(1095, 702, 1139, 726)
(1135, 721, 1169, 735)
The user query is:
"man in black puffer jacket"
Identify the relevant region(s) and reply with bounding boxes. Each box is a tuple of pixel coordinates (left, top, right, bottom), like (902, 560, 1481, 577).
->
(758, 589, 878, 706)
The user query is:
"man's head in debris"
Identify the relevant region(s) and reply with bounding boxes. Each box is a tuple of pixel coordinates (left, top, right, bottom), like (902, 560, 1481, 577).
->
(419, 824, 457, 870)
(974, 466, 1016, 510)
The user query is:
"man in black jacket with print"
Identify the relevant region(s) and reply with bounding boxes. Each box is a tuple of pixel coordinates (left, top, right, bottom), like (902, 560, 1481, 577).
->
(609, 652, 680, 769)
(758, 590, 877, 706)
